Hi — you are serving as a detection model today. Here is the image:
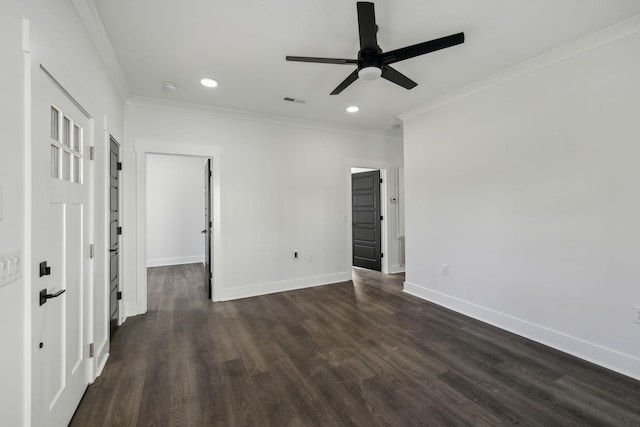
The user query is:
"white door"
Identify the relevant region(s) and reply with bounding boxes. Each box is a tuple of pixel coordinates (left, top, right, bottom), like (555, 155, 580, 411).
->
(31, 66, 92, 427)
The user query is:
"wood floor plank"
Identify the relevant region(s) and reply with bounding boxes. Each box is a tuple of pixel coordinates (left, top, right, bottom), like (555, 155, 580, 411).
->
(70, 265, 640, 426)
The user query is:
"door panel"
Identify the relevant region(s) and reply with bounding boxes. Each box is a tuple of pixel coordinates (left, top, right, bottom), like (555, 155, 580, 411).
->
(354, 211, 376, 224)
(65, 203, 84, 374)
(354, 228, 376, 242)
(352, 170, 382, 271)
(32, 66, 91, 427)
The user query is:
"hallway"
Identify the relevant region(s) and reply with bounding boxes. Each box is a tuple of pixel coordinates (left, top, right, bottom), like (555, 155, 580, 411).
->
(70, 265, 640, 426)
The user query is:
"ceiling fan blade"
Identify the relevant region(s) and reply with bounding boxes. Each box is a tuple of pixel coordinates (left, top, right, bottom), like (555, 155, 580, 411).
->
(286, 56, 358, 65)
(381, 65, 417, 90)
(357, 2, 378, 51)
(330, 69, 359, 95)
(381, 32, 465, 65)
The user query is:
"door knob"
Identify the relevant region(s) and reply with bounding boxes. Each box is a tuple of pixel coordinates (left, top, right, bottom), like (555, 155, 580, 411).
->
(39, 288, 65, 306)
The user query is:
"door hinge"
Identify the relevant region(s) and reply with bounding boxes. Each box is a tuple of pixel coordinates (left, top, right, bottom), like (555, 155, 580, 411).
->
(209, 171, 212, 179)
(117, 291, 122, 300)
(89, 343, 94, 358)
(209, 272, 212, 279)
(380, 215, 384, 221)
(380, 178, 383, 184)
(209, 221, 212, 228)
(117, 162, 122, 171)
(117, 226, 122, 235)
(89, 244, 95, 259)
(89, 146, 95, 160)
(381, 253, 384, 258)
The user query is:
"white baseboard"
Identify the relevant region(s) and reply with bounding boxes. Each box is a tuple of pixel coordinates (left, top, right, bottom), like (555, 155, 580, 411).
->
(403, 281, 640, 381)
(93, 351, 109, 382)
(389, 265, 405, 274)
(124, 301, 145, 318)
(217, 272, 351, 301)
(146, 255, 203, 267)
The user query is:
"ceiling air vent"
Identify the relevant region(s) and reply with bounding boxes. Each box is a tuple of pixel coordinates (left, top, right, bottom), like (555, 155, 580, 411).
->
(283, 97, 306, 104)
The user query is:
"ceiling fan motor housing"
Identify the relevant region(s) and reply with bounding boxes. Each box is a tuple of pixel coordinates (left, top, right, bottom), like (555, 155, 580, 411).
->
(357, 47, 383, 69)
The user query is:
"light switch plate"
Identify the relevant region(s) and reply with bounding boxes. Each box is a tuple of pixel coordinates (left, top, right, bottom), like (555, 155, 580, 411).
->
(0, 250, 21, 288)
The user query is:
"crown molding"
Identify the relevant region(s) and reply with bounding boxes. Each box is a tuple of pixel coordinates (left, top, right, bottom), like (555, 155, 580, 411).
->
(127, 96, 403, 142)
(71, 0, 130, 102)
(399, 14, 640, 121)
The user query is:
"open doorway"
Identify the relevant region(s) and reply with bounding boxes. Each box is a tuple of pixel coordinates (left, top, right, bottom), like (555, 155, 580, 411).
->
(145, 153, 212, 299)
(346, 162, 405, 276)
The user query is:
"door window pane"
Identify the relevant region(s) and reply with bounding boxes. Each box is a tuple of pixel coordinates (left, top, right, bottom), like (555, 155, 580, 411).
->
(63, 116, 71, 147)
(73, 124, 82, 152)
(51, 145, 59, 178)
(73, 155, 81, 184)
(51, 107, 60, 141)
(63, 151, 71, 181)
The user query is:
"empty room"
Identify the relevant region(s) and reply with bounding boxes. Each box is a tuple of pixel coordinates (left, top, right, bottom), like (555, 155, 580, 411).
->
(1, 0, 640, 425)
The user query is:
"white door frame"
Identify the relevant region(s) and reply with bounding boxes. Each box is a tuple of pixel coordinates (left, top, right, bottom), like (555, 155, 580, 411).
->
(132, 140, 221, 316)
(345, 160, 390, 275)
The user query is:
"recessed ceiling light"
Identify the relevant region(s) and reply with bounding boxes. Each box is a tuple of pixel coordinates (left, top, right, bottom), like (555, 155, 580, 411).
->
(346, 106, 359, 113)
(200, 78, 218, 88)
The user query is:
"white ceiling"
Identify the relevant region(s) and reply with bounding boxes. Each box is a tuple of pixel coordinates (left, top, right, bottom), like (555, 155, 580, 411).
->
(94, 0, 640, 133)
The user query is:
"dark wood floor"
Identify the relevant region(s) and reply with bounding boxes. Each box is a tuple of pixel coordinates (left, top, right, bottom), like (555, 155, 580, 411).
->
(71, 264, 640, 426)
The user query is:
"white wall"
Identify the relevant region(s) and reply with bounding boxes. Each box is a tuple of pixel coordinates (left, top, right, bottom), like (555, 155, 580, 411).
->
(0, 5, 28, 425)
(124, 100, 403, 309)
(0, 1, 125, 424)
(402, 27, 640, 380)
(146, 154, 206, 267)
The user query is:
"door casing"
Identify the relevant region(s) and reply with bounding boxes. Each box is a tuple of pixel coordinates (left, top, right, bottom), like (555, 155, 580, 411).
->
(109, 137, 121, 338)
(128, 140, 221, 318)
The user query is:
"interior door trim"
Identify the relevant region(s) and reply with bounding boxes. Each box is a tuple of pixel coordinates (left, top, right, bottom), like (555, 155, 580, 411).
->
(345, 161, 390, 275)
(131, 139, 221, 318)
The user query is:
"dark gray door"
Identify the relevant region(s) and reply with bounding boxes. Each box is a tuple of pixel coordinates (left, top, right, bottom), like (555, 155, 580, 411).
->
(204, 158, 212, 299)
(352, 170, 382, 271)
(109, 137, 121, 338)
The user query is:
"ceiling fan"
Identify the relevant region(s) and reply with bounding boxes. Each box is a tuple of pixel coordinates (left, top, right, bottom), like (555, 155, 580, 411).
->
(286, 2, 465, 95)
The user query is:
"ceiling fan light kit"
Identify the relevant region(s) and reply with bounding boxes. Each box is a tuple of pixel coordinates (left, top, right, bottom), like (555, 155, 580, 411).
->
(358, 66, 382, 81)
(286, 1, 465, 95)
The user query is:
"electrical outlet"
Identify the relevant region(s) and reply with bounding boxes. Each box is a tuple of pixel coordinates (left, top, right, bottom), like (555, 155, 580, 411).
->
(442, 264, 449, 276)
(633, 305, 640, 324)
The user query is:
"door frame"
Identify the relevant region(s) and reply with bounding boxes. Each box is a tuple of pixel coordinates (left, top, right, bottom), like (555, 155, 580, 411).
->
(94, 129, 123, 378)
(132, 140, 221, 316)
(345, 160, 390, 274)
